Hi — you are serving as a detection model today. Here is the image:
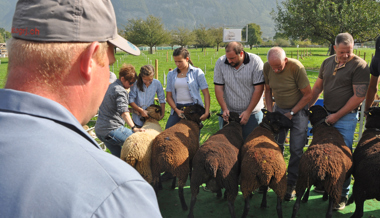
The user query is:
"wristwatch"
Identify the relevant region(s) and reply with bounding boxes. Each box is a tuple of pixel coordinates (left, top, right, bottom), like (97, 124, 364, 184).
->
(131, 126, 136, 130)
(290, 111, 294, 116)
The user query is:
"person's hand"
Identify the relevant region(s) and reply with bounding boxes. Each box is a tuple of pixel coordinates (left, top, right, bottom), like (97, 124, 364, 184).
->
(159, 113, 165, 120)
(200, 111, 210, 121)
(325, 113, 338, 125)
(222, 109, 230, 122)
(284, 112, 293, 120)
(134, 127, 145, 132)
(140, 109, 148, 118)
(239, 110, 250, 125)
(174, 108, 185, 118)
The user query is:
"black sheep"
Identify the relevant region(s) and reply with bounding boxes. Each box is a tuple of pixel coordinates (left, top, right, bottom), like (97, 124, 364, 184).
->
(292, 105, 352, 218)
(346, 107, 380, 218)
(188, 112, 244, 218)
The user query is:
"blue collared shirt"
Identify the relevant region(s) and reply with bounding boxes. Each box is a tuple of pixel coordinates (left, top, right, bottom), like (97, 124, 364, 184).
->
(166, 64, 208, 115)
(129, 79, 166, 126)
(0, 89, 162, 218)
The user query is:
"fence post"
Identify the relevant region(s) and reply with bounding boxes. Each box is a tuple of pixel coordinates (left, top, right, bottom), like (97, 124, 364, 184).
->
(166, 51, 168, 62)
(358, 51, 361, 58)
(363, 52, 366, 61)
(204, 65, 206, 74)
(291, 51, 293, 58)
(297, 50, 299, 60)
(155, 59, 158, 80)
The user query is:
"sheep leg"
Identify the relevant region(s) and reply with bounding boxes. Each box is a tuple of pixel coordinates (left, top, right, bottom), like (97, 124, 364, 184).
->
(325, 196, 333, 218)
(291, 191, 304, 218)
(260, 187, 268, 208)
(178, 186, 188, 210)
(350, 198, 364, 218)
(301, 187, 310, 203)
(171, 177, 177, 189)
(322, 190, 328, 201)
(187, 188, 198, 218)
(227, 200, 236, 218)
(241, 197, 250, 218)
(276, 196, 283, 218)
(216, 189, 222, 199)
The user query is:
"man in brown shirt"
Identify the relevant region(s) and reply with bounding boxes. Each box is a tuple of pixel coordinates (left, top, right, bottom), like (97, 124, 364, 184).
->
(264, 47, 312, 201)
(310, 32, 370, 210)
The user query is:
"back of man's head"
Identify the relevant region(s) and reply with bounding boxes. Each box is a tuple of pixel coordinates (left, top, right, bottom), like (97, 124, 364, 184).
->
(225, 41, 244, 55)
(335, 33, 354, 47)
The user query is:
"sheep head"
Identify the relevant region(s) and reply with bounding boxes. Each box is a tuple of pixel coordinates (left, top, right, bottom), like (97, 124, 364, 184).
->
(145, 104, 162, 121)
(308, 105, 328, 126)
(183, 104, 208, 124)
(365, 107, 380, 129)
(216, 112, 241, 124)
(261, 109, 293, 133)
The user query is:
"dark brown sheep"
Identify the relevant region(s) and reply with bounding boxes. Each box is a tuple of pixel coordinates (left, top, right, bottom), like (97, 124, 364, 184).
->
(151, 104, 207, 211)
(292, 105, 352, 218)
(241, 109, 293, 218)
(188, 112, 244, 218)
(346, 107, 380, 218)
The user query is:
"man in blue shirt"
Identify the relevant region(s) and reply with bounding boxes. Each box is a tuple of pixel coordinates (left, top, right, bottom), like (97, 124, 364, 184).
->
(0, 0, 162, 217)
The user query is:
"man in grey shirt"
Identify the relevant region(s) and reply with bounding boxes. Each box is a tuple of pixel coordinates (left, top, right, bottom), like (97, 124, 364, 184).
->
(0, 0, 161, 217)
(214, 41, 265, 140)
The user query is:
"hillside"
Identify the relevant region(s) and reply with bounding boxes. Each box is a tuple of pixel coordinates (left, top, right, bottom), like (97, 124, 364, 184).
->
(1, 0, 279, 38)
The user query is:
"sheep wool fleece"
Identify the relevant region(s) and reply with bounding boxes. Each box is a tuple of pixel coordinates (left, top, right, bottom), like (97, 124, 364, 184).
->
(0, 89, 162, 218)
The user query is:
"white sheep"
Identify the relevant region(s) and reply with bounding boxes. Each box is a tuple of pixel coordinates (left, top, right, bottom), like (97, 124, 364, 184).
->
(120, 104, 163, 183)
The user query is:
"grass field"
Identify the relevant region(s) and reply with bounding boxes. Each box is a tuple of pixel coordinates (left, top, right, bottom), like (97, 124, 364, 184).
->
(1, 46, 380, 217)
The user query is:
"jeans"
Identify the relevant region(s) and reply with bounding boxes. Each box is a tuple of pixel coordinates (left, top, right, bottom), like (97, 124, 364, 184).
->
(165, 103, 194, 129)
(332, 112, 358, 197)
(218, 109, 263, 141)
(96, 126, 133, 157)
(274, 105, 309, 186)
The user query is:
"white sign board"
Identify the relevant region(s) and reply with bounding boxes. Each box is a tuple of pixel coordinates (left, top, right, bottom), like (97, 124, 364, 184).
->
(223, 29, 242, 42)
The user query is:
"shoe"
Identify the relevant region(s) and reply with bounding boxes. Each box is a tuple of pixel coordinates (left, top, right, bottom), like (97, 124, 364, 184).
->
(285, 184, 296, 201)
(313, 185, 325, 194)
(334, 196, 348, 211)
(257, 186, 270, 194)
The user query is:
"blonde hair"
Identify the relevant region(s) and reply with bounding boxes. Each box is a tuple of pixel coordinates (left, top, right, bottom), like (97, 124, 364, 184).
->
(7, 38, 108, 86)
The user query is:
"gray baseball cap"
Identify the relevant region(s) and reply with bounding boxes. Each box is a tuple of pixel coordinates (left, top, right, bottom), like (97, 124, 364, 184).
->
(11, 0, 140, 56)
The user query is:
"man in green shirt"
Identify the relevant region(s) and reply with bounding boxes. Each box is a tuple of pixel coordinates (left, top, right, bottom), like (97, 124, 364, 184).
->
(264, 47, 312, 201)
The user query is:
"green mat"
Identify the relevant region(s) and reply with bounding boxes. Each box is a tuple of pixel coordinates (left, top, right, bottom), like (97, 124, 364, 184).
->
(157, 179, 380, 218)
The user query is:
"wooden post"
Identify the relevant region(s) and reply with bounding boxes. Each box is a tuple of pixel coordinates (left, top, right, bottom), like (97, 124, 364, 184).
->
(155, 59, 158, 80)
(166, 51, 168, 62)
(297, 50, 299, 60)
(291, 51, 293, 58)
(358, 51, 361, 58)
(363, 52, 366, 61)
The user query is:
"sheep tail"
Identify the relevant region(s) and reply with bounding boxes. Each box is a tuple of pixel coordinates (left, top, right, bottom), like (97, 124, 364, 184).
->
(205, 157, 218, 178)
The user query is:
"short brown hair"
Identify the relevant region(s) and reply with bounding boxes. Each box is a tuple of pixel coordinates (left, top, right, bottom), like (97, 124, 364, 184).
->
(119, 64, 137, 83)
(225, 42, 244, 55)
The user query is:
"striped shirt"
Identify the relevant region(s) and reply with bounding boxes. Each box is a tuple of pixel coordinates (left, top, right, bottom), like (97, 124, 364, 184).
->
(214, 51, 264, 114)
(129, 79, 166, 126)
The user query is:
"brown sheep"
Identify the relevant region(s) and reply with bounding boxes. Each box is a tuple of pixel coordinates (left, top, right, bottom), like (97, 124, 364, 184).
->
(292, 105, 352, 218)
(241, 109, 293, 218)
(346, 107, 380, 218)
(120, 104, 162, 183)
(151, 104, 208, 211)
(188, 112, 244, 218)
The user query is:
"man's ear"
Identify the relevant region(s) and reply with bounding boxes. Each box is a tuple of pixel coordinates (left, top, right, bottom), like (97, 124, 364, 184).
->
(80, 41, 100, 81)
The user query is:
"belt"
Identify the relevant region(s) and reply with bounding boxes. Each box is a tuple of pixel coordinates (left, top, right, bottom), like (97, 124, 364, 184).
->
(324, 106, 358, 114)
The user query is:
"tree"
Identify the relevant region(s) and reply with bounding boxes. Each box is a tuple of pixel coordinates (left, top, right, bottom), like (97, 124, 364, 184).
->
(272, 0, 380, 55)
(171, 27, 194, 48)
(123, 15, 170, 54)
(209, 27, 224, 51)
(0, 28, 11, 43)
(193, 25, 212, 52)
(243, 23, 263, 50)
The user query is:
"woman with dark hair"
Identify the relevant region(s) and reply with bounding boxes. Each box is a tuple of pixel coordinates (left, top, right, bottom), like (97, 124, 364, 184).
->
(364, 36, 380, 111)
(129, 65, 166, 128)
(165, 47, 210, 129)
(95, 64, 145, 157)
